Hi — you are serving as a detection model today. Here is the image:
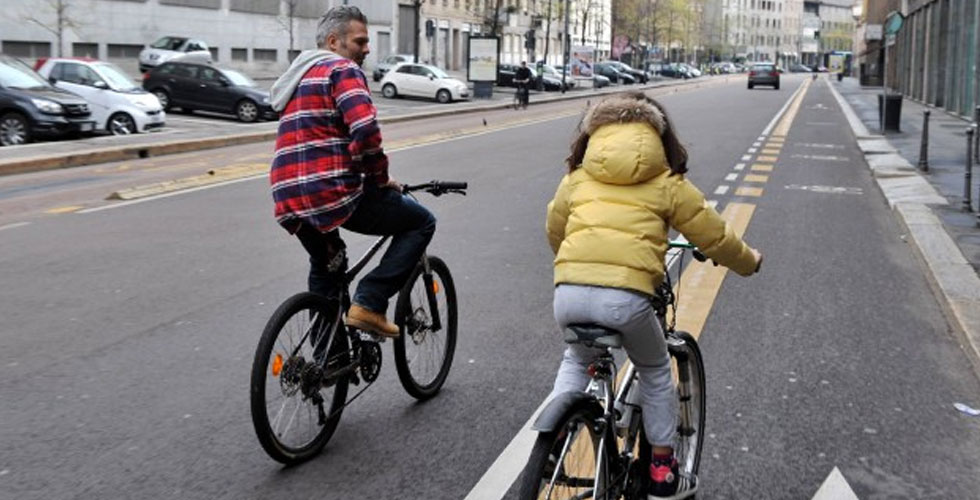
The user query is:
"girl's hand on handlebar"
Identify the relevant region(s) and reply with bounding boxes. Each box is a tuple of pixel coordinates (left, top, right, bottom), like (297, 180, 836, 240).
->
(750, 248, 763, 273)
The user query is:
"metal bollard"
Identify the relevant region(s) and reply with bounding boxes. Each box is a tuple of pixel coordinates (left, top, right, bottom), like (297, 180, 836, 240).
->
(918, 110, 930, 172)
(966, 126, 976, 212)
(975, 106, 980, 162)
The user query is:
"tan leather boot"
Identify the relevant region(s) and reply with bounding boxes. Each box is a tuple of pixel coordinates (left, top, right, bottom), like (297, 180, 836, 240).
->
(345, 304, 400, 338)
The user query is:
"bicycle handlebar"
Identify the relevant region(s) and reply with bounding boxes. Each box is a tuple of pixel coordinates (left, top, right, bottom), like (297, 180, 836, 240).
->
(402, 181, 469, 196)
(667, 240, 714, 266)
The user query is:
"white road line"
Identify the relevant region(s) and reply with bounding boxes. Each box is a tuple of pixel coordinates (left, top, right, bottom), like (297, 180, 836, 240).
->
(707, 199, 719, 208)
(741, 154, 752, 161)
(747, 147, 757, 153)
(812, 467, 859, 500)
(77, 175, 264, 213)
(753, 142, 761, 147)
(78, 112, 581, 214)
(725, 173, 738, 181)
(761, 80, 806, 136)
(714, 185, 730, 195)
(0, 222, 31, 232)
(734, 163, 746, 171)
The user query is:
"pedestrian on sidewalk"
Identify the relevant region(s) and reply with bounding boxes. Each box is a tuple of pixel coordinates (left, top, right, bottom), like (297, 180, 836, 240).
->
(268, 5, 436, 338)
(544, 92, 763, 498)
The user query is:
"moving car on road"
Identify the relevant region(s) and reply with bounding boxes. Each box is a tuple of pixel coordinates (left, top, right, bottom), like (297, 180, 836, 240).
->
(35, 57, 165, 135)
(602, 60, 648, 83)
(380, 63, 469, 103)
(139, 36, 212, 73)
(142, 62, 275, 122)
(748, 62, 780, 89)
(0, 55, 95, 146)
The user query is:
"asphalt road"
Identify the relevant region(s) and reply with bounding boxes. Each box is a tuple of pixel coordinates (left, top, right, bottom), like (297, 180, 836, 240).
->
(2, 75, 979, 500)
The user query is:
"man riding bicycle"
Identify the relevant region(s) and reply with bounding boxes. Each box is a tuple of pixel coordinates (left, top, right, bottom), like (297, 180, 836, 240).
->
(269, 6, 436, 338)
(514, 61, 532, 107)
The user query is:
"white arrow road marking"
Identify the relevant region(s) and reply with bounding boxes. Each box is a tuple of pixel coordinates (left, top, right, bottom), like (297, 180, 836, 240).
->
(786, 184, 863, 195)
(791, 153, 850, 162)
(798, 142, 846, 149)
(812, 467, 859, 500)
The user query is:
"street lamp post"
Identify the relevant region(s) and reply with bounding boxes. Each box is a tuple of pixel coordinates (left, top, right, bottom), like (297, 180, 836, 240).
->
(562, 0, 570, 94)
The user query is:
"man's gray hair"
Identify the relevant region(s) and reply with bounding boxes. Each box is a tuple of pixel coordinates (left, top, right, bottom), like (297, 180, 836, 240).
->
(316, 6, 368, 48)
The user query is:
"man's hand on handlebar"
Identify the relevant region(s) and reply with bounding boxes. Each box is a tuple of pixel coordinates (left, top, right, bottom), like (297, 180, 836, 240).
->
(382, 179, 404, 193)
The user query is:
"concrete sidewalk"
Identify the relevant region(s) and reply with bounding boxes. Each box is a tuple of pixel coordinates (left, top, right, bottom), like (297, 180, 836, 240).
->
(831, 76, 980, 374)
(0, 75, 727, 177)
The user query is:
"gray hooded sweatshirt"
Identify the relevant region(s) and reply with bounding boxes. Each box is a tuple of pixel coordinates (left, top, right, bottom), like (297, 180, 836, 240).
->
(269, 49, 345, 112)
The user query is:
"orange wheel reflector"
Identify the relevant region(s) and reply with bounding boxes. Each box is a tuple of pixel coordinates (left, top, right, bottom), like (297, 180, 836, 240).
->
(432, 280, 440, 294)
(271, 353, 283, 377)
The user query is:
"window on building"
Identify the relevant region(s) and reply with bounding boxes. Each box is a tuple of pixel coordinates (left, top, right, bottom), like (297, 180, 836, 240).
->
(288, 49, 300, 61)
(72, 43, 98, 58)
(231, 48, 247, 62)
(209, 47, 219, 61)
(2, 40, 51, 59)
(254, 48, 277, 62)
(107, 43, 143, 59)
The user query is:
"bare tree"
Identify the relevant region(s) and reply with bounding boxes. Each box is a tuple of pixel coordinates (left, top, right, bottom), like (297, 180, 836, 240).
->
(22, 0, 81, 57)
(278, 0, 300, 57)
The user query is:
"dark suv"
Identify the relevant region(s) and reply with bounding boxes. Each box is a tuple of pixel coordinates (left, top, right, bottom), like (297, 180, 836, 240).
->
(0, 55, 95, 146)
(143, 62, 275, 122)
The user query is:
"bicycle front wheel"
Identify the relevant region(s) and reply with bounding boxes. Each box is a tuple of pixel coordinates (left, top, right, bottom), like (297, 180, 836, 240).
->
(393, 256, 458, 400)
(250, 292, 351, 464)
(669, 331, 706, 483)
(518, 404, 613, 500)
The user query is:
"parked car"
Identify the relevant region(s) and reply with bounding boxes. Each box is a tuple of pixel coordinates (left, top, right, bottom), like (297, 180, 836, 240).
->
(139, 36, 212, 73)
(536, 63, 576, 91)
(380, 63, 469, 103)
(593, 62, 635, 84)
(681, 63, 702, 77)
(602, 61, 648, 83)
(812, 64, 829, 72)
(0, 55, 95, 146)
(593, 73, 611, 88)
(789, 63, 812, 73)
(372, 54, 415, 82)
(142, 62, 275, 122)
(658, 63, 690, 79)
(748, 62, 780, 89)
(35, 57, 165, 135)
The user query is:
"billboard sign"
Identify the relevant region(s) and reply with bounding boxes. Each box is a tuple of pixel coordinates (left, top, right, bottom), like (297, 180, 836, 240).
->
(571, 45, 594, 77)
(467, 36, 499, 82)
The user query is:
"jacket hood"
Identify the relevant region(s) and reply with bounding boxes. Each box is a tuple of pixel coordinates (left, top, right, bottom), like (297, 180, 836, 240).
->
(580, 96, 669, 185)
(269, 49, 341, 112)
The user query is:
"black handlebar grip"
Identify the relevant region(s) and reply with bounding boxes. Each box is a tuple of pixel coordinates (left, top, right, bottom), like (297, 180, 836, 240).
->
(437, 181, 468, 190)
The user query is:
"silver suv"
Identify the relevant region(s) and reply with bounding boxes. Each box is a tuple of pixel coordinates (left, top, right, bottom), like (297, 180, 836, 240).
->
(748, 63, 780, 90)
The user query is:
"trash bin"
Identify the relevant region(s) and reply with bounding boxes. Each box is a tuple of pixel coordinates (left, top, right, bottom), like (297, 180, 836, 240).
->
(878, 93, 903, 132)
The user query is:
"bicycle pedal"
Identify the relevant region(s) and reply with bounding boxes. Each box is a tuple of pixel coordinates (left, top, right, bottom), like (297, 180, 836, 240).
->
(358, 331, 387, 343)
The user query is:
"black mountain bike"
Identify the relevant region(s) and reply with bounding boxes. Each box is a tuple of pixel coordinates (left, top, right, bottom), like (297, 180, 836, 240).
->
(514, 81, 530, 110)
(518, 241, 707, 500)
(250, 181, 467, 465)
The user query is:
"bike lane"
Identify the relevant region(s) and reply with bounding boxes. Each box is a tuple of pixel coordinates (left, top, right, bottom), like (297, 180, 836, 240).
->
(693, 78, 980, 498)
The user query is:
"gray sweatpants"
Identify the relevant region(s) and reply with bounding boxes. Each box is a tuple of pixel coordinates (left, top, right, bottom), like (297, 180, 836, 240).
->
(549, 284, 677, 447)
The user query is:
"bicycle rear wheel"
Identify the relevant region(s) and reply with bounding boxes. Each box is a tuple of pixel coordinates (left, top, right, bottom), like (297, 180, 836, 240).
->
(250, 292, 351, 464)
(393, 256, 458, 400)
(518, 404, 613, 500)
(669, 332, 706, 486)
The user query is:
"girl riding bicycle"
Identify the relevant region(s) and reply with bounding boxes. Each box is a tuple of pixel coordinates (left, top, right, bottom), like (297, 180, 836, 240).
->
(545, 92, 762, 498)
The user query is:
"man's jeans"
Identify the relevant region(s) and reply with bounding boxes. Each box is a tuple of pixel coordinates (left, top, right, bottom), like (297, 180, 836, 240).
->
(296, 186, 436, 314)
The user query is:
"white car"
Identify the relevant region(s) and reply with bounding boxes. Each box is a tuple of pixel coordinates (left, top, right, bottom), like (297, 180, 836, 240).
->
(139, 36, 211, 73)
(379, 63, 469, 104)
(36, 57, 165, 135)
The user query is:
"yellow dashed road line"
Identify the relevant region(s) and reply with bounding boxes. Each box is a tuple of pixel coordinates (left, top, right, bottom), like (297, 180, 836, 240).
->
(735, 186, 765, 197)
(743, 174, 769, 183)
(45, 205, 85, 214)
(751, 163, 774, 172)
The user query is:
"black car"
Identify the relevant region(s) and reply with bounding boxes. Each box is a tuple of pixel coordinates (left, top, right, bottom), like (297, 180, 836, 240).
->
(142, 62, 275, 122)
(593, 62, 635, 84)
(0, 55, 95, 146)
(603, 61, 648, 83)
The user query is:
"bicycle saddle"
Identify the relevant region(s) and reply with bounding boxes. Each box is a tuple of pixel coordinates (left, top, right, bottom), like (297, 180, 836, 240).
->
(563, 324, 623, 348)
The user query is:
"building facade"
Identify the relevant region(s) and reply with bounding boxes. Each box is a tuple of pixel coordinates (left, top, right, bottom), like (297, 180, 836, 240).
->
(0, 0, 397, 78)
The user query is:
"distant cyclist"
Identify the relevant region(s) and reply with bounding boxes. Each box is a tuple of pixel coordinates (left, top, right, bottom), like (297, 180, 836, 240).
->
(514, 61, 532, 108)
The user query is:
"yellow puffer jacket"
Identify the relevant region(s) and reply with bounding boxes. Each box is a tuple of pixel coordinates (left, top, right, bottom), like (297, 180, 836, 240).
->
(546, 98, 757, 296)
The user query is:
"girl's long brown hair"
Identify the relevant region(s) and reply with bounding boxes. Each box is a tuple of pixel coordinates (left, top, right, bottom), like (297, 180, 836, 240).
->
(565, 91, 688, 175)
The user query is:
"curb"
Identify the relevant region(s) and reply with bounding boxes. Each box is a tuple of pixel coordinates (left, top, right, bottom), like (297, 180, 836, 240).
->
(0, 76, 732, 177)
(829, 80, 980, 375)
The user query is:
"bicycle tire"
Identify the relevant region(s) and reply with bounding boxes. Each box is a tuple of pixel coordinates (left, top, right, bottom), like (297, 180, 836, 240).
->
(518, 403, 613, 500)
(669, 332, 706, 482)
(393, 256, 458, 400)
(513, 93, 522, 110)
(250, 292, 351, 464)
